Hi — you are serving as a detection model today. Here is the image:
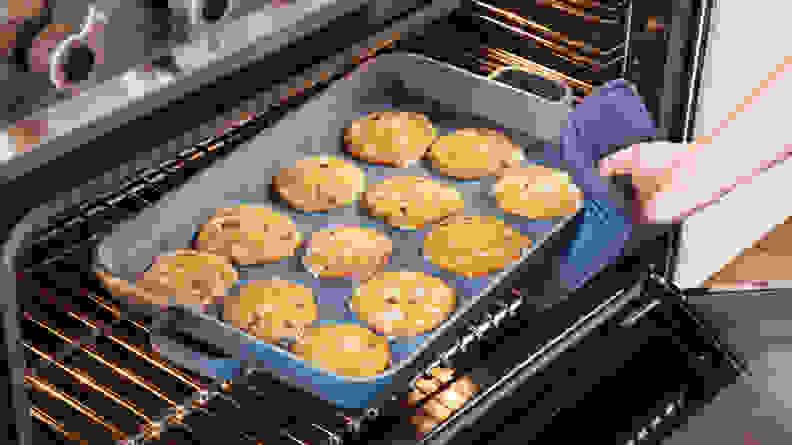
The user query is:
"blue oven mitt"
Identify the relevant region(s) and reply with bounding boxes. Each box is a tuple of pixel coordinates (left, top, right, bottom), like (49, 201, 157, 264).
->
(538, 79, 658, 292)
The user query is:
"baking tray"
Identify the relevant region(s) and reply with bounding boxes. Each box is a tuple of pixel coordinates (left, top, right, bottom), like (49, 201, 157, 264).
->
(92, 52, 581, 410)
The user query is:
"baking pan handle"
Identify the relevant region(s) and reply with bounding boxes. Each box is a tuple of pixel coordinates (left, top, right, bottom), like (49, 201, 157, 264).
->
(487, 65, 573, 105)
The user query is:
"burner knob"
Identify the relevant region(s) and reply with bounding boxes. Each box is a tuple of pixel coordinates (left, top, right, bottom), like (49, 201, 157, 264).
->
(59, 41, 94, 83)
(46, 6, 106, 90)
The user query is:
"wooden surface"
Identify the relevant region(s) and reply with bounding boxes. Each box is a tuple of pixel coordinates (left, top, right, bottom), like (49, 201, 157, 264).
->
(703, 216, 792, 287)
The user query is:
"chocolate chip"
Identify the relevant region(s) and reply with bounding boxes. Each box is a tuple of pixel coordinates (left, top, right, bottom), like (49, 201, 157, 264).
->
(407, 298, 417, 304)
(280, 232, 294, 240)
(368, 342, 379, 349)
(385, 297, 399, 305)
(284, 320, 296, 329)
(295, 303, 305, 309)
(399, 205, 409, 216)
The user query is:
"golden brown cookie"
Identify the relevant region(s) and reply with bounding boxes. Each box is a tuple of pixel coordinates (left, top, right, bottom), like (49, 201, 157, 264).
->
(408, 368, 480, 434)
(423, 215, 533, 277)
(303, 226, 393, 280)
(427, 128, 525, 180)
(138, 250, 238, 306)
(349, 271, 456, 337)
(223, 279, 317, 344)
(273, 155, 366, 212)
(493, 165, 583, 219)
(344, 111, 437, 167)
(362, 176, 465, 230)
(194, 205, 302, 265)
(290, 323, 391, 378)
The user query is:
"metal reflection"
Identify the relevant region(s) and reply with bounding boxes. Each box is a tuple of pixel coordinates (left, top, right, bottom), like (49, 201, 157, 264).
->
(23, 342, 153, 424)
(30, 406, 83, 442)
(26, 375, 127, 441)
(24, 315, 180, 407)
(486, 47, 594, 94)
(66, 311, 202, 391)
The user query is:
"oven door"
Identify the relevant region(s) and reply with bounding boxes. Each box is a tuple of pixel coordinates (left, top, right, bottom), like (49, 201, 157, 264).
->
(664, 287, 792, 444)
(412, 267, 745, 445)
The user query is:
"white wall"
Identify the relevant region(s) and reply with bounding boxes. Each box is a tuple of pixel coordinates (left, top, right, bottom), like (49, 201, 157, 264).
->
(674, 1, 792, 289)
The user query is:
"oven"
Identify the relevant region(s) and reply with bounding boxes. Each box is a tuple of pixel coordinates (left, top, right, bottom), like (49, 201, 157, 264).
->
(0, 0, 757, 444)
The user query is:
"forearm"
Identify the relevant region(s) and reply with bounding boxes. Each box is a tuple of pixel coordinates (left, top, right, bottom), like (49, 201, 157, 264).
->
(653, 55, 792, 222)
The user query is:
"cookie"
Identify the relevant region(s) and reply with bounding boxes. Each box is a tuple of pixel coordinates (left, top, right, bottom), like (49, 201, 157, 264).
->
(423, 215, 532, 277)
(408, 368, 480, 434)
(349, 271, 456, 337)
(427, 128, 525, 180)
(290, 323, 391, 377)
(138, 250, 238, 306)
(344, 111, 437, 167)
(223, 279, 317, 344)
(303, 226, 393, 280)
(273, 155, 366, 212)
(194, 205, 302, 265)
(493, 166, 583, 219)
(362, 176, 465, 230)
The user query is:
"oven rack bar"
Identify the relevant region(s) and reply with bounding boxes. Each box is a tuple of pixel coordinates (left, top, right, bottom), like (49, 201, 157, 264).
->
(26, 373, 129, 441)
(484, 47, 595, 95)
(470, 0, 626, 59)
(21, 304, 273, 445)
(532, 0, 624, 25)
(19, 287, 208, 443)
(30, 405, 85, 443)
(475, 15, 605, 70)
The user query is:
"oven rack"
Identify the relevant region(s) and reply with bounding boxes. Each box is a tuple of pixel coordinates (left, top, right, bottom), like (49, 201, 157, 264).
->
(24, 257, 364, 445)
(396, 0, 631, 100)
(468, 1, 628, 63)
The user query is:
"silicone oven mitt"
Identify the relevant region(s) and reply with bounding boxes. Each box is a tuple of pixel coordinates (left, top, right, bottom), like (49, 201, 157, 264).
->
(539, 79, 658, 292)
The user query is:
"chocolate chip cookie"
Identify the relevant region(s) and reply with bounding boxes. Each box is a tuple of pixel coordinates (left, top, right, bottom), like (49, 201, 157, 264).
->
(344, 111, 437, 167)
(362, 176, 465, 230)
(493, 165, 583, 219)
(423, 215, 533, 277)
(223, 279, 317, 344)
(290, 322, 391, 378)
(194, 204, 301, 265)
(427, 128, 525, 180)
(138, 250, 238, 306)
(349, 271, 456, 337)
(273, 155, 366, 212)
(303, 226, 393, 280)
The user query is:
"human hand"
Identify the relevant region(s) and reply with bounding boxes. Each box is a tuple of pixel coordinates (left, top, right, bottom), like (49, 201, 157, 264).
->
(598, 141, 699, 224)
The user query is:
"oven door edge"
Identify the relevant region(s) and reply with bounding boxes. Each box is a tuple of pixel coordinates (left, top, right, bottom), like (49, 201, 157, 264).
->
(416, 270, 744, 445)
